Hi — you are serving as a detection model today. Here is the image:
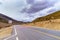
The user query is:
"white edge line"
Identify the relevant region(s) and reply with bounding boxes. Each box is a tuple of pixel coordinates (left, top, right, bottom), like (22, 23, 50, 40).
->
(14, 26, 17, 35)
(16, 37, 19, 40)
(3, 35, 16, 40)
(4, 26, 18, 40)
(14, 26, 19, 40)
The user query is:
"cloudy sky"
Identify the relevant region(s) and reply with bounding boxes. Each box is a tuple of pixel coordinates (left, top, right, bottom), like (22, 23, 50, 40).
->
(0, 0, 60, 22)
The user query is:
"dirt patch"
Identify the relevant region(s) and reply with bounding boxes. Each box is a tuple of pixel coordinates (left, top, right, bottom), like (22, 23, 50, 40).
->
(0, 22, 11, 29)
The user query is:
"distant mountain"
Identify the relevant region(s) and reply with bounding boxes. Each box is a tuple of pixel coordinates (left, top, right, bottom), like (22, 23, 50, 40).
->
(0, 13, 27, 24)
(0, 13, 28, 29)
(0, 11, 60, 25)
(32, 11, 60, 22)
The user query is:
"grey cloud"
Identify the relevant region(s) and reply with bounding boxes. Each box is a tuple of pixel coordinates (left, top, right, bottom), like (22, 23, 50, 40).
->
(21, 0, 55, 13)
(26, 0, 34, 4)
(0, 0, 60, 22)
(0, 2, 2, 5)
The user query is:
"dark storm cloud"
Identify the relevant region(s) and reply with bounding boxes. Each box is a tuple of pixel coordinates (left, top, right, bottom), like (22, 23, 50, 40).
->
(26, 0, 34, 4)
(21, 0, 55, 13)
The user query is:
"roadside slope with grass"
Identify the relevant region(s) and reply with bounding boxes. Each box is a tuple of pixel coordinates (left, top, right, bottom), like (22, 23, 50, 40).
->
(0, 27, 12, 39)
(22, 11, 60, 30)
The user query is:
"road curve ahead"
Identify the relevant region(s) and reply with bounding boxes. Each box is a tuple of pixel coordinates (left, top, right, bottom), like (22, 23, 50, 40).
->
(4, 25, 60, 40)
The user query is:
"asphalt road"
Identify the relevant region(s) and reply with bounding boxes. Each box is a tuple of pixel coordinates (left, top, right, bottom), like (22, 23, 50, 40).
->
(4, 25, 60, 40)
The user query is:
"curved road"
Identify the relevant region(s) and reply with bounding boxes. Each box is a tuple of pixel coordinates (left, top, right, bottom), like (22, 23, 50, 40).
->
(4, 25, 60, 40)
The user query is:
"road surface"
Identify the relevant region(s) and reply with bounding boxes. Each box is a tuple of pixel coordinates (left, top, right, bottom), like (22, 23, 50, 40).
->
(3, 25, 60, 40)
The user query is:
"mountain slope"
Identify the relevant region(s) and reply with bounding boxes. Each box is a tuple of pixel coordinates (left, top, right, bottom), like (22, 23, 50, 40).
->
(32, 11, 60, 22)
(0, 13, 27, 24)
(22, 11, 60, 30)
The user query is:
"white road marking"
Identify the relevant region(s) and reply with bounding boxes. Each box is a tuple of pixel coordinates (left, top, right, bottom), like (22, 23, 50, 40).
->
(14, 26, 17, 35)
(3, 35, 16, 40)
(4, 26, 18, 40)
(4, 25, 60, 40)
(14, 26, 19, 40)
(16, 37, 19, 40)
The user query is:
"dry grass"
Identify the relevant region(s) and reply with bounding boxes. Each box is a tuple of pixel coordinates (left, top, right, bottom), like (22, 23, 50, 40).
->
(22, 19, 60, 30)
(0, 27, 12, 39)
(22, 11, 60, 30)
(0, 22, 12, 39)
